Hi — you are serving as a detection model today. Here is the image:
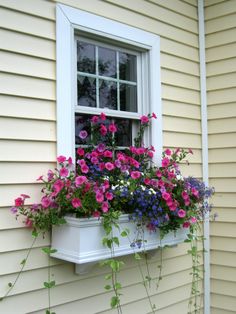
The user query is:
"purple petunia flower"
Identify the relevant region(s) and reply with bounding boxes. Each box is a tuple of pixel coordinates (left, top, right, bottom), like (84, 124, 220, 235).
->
(79, 130, 88, 139)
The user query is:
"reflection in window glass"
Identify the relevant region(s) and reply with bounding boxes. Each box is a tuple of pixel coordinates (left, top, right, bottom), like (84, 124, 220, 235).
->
(77, 41, 95, 74)
(99, 80, 117, 110)
(98, 47, 117, 78)
(78, 76, 96, 107)
(120, 84, 137, 112)
(119, 52, 137, 82)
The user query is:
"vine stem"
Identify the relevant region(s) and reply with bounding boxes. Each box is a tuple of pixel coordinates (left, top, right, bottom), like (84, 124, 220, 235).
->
(1, 236, 37, 299)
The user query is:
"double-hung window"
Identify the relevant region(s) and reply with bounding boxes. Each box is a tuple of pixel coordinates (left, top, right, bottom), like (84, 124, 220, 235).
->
(56, 4, 162, 164)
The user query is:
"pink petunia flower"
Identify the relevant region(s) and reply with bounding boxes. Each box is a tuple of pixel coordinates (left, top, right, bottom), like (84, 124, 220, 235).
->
(100, 113, 106, 120)
(183, 221, 190, 228)
(190, 217, 197, 224)
(72, 198, 82, 208)
(165, 149, 172, 156)
(93, 210, 101, 218)
(178, 209, 186, 218)
(53, 179, 64, 194)
(108, 123, 117, 133)
(105, 192, 113, 200)
(41, 196, 51, 208)
(162, 192, 171, 201)
(152, 112, 157, 119)
(97, 143, 106, 152)
(96, 192, 104, 203)
(81, 164, 89, 173)
(105, 162, 115, 171)
(79, 130, 88, 140)
(162, 157, 170, 167)
(100, 124, 107, 136)
(101, 201, 109, 213)
(77, 148, 85, 156)
(57, 155, 66, 163)
(75, 176, 87, 186)
(131, 171, 141, 179)
(140, 115, 149, 124)
(103, 150, 113, 158)
(15, 197, 23, 207)
(91, 115, 99, 123)
(144, 178, 151, 185)
(59, 167, 69, 177)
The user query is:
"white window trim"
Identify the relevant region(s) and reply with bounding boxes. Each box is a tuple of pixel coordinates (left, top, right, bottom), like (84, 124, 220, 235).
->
(56, 4, 162, 165)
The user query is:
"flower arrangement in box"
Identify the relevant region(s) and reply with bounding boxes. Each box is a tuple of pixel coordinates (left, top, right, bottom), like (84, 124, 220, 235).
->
(5, 113, 214, 314)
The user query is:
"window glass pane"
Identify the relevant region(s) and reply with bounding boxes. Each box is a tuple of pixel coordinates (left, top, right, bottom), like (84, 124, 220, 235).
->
(120, 83, 137, 112)
(98, 47, 117, 78)
(119, 52, 137, 82)
(115, 118, 132, 147)
(77, 41, 95, 74)
(99, 80, 117, 110)
(78, 76, 96, 107)
(75, 114, 91, 145)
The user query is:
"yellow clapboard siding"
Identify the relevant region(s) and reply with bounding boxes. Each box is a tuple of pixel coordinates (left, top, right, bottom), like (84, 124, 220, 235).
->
(0, 208, 24, 230)
(0, 140, 56, 162)
(211, 307, 236, 314)
(211, 193, 236, 208)
(206, 13, 236, 34)
(182, 0, 197, 6)
(205, 0, 228, 7)
(209, 163, 236, 178)
(0, 229, 50, 253)
(211, 251, 236, 267)
(207, 57, 236, 76)
(162, 147, 202, 163)
(211, 237, 236, 253)
(148, 0, 198, 20)
(209, 117, 236, 134)
(209, 133, 236, 148)
(163, 116, 201, 134)
(207, 72, 236, 91)
(164, 131, 201, 148)
(60, 0, 198, 47)
(205, 0, 236, 20)
(0, 0, 55, 20)
(0, 117, 56, 141)
(104, 0, 198, 33)
(0, 248, 62, 276)
(0, 29, 55, 60)
(179, 163, 202, 177)
(206, 28, 236, 49)
(0, 73, 55, 100)
(211, 293, 236, 311)
(211, 207, 236, 223)
(0, 162, 55, 184)
(0, 7, 55, 40)
(161, 53, 199, 76)
(209, 148, 236, 163)
(161, 38, 199, 61)
(208, 103, 236, 119)
(161, 68, 200, 90)
(162, 84, 200, 105)
(208, 87, 236, 105)
(210, 222, 236, 237)
(163, 100, 201, 119)
(0, 51, 55, 80)
(212, 265, 236, 282)
(206, 43, 236, 62)
(0, 95, 56, 121)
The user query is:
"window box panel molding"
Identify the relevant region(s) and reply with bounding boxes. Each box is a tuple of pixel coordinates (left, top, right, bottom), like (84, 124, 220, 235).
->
(56, 3, 162, 164)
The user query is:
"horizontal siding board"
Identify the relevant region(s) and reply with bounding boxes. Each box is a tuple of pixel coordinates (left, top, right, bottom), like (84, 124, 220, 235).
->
(205, 13, 236, 34)
(0, 95, 56, 121)
(208, 117, 236, 134)
(162, 84, 200, 104)
(211, 307, 236, 314)
(209, 178, 236, 192)
(163, 116, 201, 134)
(210, 193, 236, 208)
(0, 7, 55, 40)
(179, 163, 202, 177)
(0, 29, 55, 60)
(0, 162, 55, 184)
(163, 100, 201, 119)
(0, 208, 24, 230)
(207, 58, 236, 76)
(208, 103, 236, 119)
(209, 148, 236, 163)
(205, 0, 236, 20)
(161, 68, 200, 90)
(161, 53, 199, 76)
(211, 207, 236, 223)
(0, 51, 55, 80)
(163, 132, 201, 148)
(211, 251, 236, 267)
(207, 72, 236, 91)
(205, 0, 229, 7)
(208, 87, 236, 105)
(209, 163, 236, 178)
(0, 0, 55, 20)
(210, 222, 236, 237)
(211, 237, 236, 253)
(148, 0, 198, 20)
(206, 43, 236, 62)
(104, 0, 199, 33)
(161, 38, 199, 62)
(206, 28, 236, 49)
(0, 73, 55, 100)
(211, 265, 236, 282)
(0, 140, 56, 162)
(208, 133, 236, 148)
(0, 117, 56, 141)
(211, 293, 236, 311)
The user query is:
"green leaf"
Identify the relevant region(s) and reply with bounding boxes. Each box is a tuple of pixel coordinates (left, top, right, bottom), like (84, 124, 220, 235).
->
(112, 237, 119, 246)
(110, 296, 119, 308)
(134, 253, 142, 260)
(20, 259, 26, 266)
(104, 285, 111, 290)
(32, 230, 38, 238)
(114, 282, 122, 290)
(42, 247, 57, 255)
(105, 274, 112, 280)
(8, 282, 12, 287)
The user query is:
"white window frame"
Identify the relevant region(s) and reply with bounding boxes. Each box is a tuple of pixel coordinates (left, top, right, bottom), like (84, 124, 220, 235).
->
(56, 4, 162, 165)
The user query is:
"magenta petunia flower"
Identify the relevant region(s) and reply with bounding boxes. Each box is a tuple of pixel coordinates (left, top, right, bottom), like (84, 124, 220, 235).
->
(97, 143, 106, 152)
(77, 148, 85, 156)
(162, 192, 171, 201)
(72, 198, 82, 208)
(105, 162, 115, 171)
(91, 115, 99, 123)
(162, 157, 170, 167)
(101, 201, 109, 213)
(108, 123, 117, 133)
(57, 155, 67, 163)
(152, 112, 157, 119)
(81, 164, 89, 173)
(165, 148, 172, 156)
(105, 191, 113, 200)
(100, 112, 106, 120)
(15, 197, 23, 207)
(53, 179, 64, 194)
(131, 171, 141, 179)
(100, 124, 107, 136)
(59, 167, 69, 177)
(79, 130, 88, 140)
(178, 209, 186, 218)
(75, 176, 87, 186)
(41, 196, 51, 208)
(96, 192, 104, 203)
(103, 150, 113, 158)
(140, 115, 149, 124)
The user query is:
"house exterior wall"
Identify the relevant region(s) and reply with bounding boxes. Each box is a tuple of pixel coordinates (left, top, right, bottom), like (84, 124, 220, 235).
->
(205, 0, 236, 313)
(0, 0, 202, 313)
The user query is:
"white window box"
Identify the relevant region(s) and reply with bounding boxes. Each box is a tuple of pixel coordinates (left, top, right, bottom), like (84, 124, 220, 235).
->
(51, 215, 188, 269)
